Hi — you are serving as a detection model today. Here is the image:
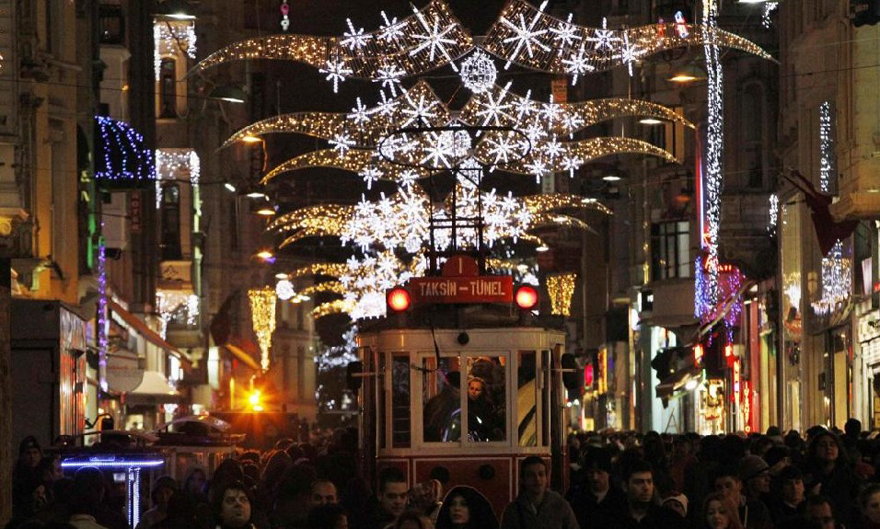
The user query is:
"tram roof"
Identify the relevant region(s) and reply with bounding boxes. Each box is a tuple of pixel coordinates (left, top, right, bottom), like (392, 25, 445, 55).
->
(360, 302, 566, 333)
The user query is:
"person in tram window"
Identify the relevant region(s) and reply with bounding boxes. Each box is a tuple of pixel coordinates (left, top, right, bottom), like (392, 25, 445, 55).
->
(500, 456, 579, 529)
(465, 377, 501, 442)
(702, 491, 744, 529)
(618, 459, 683, 529)
(435, 486, 498, 529)
(213, 481, 256, 529)
(424, 372, 462, 443)
(565, 448, 627, 529)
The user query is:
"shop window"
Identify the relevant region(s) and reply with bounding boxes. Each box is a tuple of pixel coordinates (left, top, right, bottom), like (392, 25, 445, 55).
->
(159, 59, 177, 118)
(651, 221, 691, 280)
(99, 3, 125, 44)
(391, 355, 411, 448)
(422, 356, 460, 443)
(160, 184, 182, 260)
(465, 355, 506, 442)
(518, 351, 539, 446)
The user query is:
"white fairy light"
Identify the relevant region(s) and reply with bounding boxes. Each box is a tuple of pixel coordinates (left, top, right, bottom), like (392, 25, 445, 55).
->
(348, 97, 371, 125)
(329, 133, 355, 155)
(341, 18, 370, 50)
(276, 279, 295, 301)
(319, 56, 352, 93)
(562, 43, 595, 86)
(768, 194, 779, 232)
(401, 91, 440, 126)
(475, 81, 514, 126)
(154, 20, 197, 80)
(378, 11, 404, 42)
(763, 2, 779, 28)
(549, 13, 581, 53)
(460, 50, 498, 94)
(587, 17, 620, 52)
(155, 149, 199, 208)
(359, 166, 383, 190)
(499, 0, 551, 69)
(813, 101, 851, 316)
(409, 4, 459, 70)
(375, 61, 405, 96)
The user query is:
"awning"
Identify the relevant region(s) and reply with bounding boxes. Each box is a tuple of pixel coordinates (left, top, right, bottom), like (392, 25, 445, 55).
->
(125, 370, 180, 406)
(223, 343, 261, 371)
(109, 300, 191, 367)
(656, 366, 702, 400)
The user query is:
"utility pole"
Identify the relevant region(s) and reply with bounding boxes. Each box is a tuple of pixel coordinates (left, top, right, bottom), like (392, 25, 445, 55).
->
(0, 256, 12, 525)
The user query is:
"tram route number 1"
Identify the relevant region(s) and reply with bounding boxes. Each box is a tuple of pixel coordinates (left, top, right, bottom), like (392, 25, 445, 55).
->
(409, 276, 514, 305)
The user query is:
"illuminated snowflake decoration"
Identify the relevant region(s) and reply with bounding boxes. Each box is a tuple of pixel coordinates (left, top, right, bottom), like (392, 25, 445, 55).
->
(460, 50, 498, 94)
(329, 133, 355, 155)
(562, 43, 595, 86)
(587, 18, 620, 52)
(410, 5, 459, 70)
(549, 13, 581, 53)
(500, 0, 551, 68)
(319, 56, 352, 93)
(341, 19, 370, 50)
(375, 61, 405, 96)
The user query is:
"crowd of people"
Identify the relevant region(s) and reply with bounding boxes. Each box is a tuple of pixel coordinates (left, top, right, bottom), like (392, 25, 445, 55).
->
(11, 419, 880, 529)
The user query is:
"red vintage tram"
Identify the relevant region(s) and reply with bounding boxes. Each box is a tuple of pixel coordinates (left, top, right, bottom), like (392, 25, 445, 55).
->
(352, 255, 575, 517)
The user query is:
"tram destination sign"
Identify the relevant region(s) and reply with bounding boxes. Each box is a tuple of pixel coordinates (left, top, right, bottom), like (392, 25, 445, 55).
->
(409, 276, 514, 305)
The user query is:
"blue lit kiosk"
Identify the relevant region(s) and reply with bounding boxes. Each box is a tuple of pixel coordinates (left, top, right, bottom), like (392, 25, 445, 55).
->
(58, 430, 166, 529)
(352, 255, 579, 518)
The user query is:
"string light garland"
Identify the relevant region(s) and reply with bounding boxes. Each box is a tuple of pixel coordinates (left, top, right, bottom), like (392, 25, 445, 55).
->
(316, 326, 359, 372)
(156, 289, 200, 337)
(154, 19, 197, 80)
(697, 0, 724, 316)
(97, 238, 109, 391)
(768, 194, 779, 234)
(812, 101, 851, 316)
(763, 3, 779, 29)
(481, 0, 774, 80)
(190, 0, 773, 90)
(95, 116, 155, 184)
(547, 273, 577, 316)
(248, 287, 277, 371)
(155, 149, 200, 208)
(188, 1, 473, 91)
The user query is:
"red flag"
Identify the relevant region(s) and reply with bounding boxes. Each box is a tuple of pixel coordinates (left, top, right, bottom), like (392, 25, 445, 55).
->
(782, 171, 858, 256)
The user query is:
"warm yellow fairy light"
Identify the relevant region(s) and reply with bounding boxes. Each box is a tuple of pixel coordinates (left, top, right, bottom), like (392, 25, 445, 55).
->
(301, 282, 346, 297)
(248, 287, 277, 371)
(288, 263, 348, 280)
(547, 273, 577, 316)
(523, 194, 613, 216)
(188, 1, 473, 83)
(481, 0, 774, 75)
(312, 299, 354, 319)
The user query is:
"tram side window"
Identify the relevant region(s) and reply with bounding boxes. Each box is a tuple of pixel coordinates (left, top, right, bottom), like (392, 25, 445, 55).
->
(422, 357, 460, 443)
(391, 355, 411, 448)
(518, 351, 539, 447)
(466, 356, 506, 442)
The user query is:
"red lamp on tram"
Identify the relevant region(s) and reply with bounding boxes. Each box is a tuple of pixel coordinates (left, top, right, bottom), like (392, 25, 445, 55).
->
(515, 285, 539, 310)
(387, 287, 411, 312)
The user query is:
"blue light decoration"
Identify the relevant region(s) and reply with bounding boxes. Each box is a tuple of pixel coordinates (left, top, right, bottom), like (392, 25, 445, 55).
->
(95, 115, 155, 188)
(97, 237, 108, 391)
(62, 454, 165, 529)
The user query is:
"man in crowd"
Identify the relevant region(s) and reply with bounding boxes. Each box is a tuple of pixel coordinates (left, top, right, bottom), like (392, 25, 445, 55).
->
(365, 467, 409, 529)
(501, 456, 579, 529)
(768, 466, 805, 525)
(567, 448, 626, 529)
(714, 466, 773, 529)
(803, 495, 837, 529)
(618, 459, 682, 529)
(310, 479, 338, 507)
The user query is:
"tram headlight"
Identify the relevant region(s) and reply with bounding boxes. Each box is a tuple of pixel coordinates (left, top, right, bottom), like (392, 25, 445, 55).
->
(515, 285, 539, 310)
(387, 287, 411, 312)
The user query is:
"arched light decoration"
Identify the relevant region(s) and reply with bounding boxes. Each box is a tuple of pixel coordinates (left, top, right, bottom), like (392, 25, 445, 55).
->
(95, 116, 156, 187)
(248, 287, 277, 371)
(460, 50, 497, 93)
(547, 273, 577, 316)
(275, 279, 295, 301)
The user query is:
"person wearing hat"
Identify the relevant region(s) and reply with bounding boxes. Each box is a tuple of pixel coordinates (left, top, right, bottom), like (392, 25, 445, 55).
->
(661, 492, 688, 519)
(739, 456, 771, 505)
(767, 466, 804, 525)
(12, 436, 45, 519)
(566, 448, 627, 529)
(136, 476, 178, 529)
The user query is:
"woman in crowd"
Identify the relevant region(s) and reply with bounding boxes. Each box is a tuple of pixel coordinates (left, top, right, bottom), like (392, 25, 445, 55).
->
(435, 486, 497, 529)
(703, 492, 745, 529)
